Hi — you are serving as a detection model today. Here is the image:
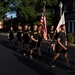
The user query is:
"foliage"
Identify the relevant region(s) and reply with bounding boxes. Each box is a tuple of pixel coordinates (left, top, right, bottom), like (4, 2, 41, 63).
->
(0, 0, 11, 20)
(0, 1, 5, 20)
(0, 0, 59, 28)
(67, 32, 75, 43)
(16, 0, 59, 26)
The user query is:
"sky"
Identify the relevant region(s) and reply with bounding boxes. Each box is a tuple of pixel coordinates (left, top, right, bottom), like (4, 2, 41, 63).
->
(5, 11, 17, 19)
(5, 3, 17, 19)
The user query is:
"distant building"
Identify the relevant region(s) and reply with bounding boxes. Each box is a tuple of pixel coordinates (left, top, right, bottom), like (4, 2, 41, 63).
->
(62, 0, 75, 34)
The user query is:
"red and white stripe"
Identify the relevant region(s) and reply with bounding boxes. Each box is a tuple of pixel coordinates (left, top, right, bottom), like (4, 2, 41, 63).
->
(40, 11, 47, 40)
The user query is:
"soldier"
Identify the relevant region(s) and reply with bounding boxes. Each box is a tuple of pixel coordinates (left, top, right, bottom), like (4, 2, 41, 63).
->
(50, 25, 74, 72)
(28, 26, 31, 36)
(23, 25, 30, 46)
(48, 25, 56, 55)
(37, 26, 42, 58)
(23, 25, 30, 55)
(8, 27, 15, 47)
(16, 25, 23, 51)
(29, 25, 38, 59)
(28, 26, 32, 44)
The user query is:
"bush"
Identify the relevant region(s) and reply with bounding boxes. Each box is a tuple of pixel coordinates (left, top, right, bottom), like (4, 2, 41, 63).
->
(67, 32, 74, 43)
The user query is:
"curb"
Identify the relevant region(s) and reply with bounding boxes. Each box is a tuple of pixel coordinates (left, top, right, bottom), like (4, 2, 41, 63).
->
(0, 33, 8, 36)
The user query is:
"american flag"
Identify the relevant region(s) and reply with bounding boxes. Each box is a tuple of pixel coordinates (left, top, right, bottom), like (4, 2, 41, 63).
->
(40, 9, 47, 40)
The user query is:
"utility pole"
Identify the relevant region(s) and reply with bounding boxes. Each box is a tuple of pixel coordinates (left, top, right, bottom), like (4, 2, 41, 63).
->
(44, 1, 46, 11)
(59, 1, 63, 17)
(11, 16, 12, 27)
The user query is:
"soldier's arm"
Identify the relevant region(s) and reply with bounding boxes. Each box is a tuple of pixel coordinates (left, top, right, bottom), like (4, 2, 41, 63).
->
(31, 35, 38, 42)
(57, 38, 67, 50)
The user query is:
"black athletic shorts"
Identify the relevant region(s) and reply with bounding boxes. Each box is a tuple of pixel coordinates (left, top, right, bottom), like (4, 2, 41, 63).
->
(57, 46, 68, 53)
(29, 41, 37, 49)
(23, 36, 30, 44)
(17, 38, 22, 42)
(9, 37, 14, 40)
(23, 40, 29, 44)
(51, 38, 56, 44)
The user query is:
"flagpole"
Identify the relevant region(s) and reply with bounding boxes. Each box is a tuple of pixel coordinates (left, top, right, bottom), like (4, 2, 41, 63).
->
(40, 1, 47, 40)
(44, 1, 47, 33)
(59, 1, 63, 17)
(43, 1, 47, 40)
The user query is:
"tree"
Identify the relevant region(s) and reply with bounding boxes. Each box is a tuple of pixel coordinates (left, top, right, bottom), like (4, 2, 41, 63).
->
(0, 1, 5, 20)
(1, 0, 59, 28)
(16, 0, 59, 26)
(0, 0, 11, 20)
(16, 0, 36, 25)
(35, 0, 59, 26)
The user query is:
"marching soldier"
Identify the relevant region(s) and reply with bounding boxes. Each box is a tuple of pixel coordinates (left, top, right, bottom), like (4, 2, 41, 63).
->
(16, 25, 23, 51)
(23, 25, 30, 47)
(28, 25, 32, 44)
(28, 26, 31, 36)
(29, 25, 38, 59)
(23, 25, 30, 55)
(37, 26, 42, 58)
(8, 27, 15, 47)
(48, 25, 56, 55)
(50, 25, 74, 73)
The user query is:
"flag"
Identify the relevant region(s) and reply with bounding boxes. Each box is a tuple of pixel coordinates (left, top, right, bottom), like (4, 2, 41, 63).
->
(56, 12, 65, 33)
(40, 9, 47, 40)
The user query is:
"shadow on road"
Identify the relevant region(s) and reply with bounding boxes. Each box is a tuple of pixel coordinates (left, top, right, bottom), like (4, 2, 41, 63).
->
(0, 39, 75, 75)
(13, 53, 56, 75)
(0, 40, 17, 52)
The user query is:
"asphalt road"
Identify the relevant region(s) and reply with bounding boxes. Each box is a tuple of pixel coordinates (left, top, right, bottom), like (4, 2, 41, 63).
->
(0, 34, 75, 75)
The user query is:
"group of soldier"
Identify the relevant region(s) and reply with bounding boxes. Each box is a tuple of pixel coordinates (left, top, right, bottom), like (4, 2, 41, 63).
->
(8, 24, 74, 72)
(8, 24, 42, 59)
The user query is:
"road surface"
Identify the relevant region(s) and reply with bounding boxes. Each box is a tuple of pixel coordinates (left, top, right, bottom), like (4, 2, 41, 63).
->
(0, 34, 75, 75)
